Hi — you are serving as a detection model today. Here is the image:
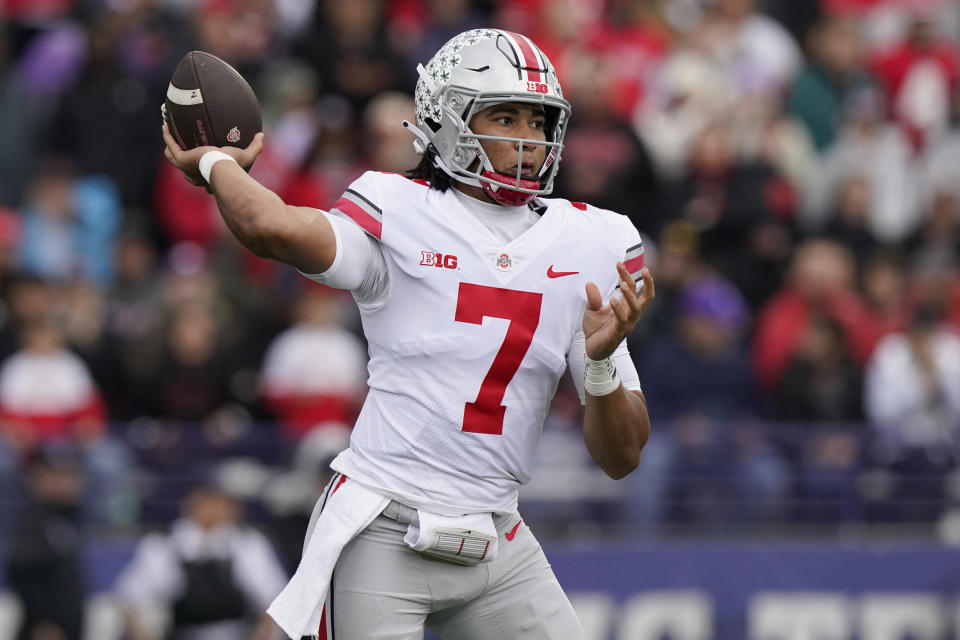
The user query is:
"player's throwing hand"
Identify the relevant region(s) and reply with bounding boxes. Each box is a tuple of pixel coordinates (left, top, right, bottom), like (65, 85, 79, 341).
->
(161, 124, 264, 189)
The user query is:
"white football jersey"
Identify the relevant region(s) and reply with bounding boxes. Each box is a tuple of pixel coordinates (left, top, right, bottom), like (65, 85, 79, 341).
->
(312, 172, 645, 516)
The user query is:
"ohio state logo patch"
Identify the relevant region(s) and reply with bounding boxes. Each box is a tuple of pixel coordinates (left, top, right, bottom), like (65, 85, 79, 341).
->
(495, 253, 512, 271)
(226, 126, 240, 143)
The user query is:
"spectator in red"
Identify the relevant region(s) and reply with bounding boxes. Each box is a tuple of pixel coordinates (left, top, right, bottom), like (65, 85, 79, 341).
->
(260, 286, 367, 440)
(0, 317, 135, 524)
(591, 1, 672, 121)
(869, 6, 960, 151)
(0, 318, 105, 449)
(753, 237, 884, 393)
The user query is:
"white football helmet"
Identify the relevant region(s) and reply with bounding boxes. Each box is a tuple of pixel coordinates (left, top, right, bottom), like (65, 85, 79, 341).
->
(404, 29, 572, 206)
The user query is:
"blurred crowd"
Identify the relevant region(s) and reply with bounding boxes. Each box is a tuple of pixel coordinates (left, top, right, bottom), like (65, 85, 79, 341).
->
(0, 0, 959, 543)
(4, 0, 960, 636)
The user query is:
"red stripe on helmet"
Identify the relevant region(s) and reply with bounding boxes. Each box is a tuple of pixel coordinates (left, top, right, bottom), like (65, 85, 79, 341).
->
(506, 31, 542, 82)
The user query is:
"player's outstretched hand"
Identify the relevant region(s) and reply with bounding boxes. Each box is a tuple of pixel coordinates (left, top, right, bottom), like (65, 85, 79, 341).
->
(583, 264, 655, 361)
(161, 123, 264, 191)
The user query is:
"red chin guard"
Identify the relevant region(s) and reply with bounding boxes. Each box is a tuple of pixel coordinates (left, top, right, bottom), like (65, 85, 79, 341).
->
(480, 170, 539, 206)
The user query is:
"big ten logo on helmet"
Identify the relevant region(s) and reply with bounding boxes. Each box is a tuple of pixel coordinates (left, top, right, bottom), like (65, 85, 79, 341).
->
(526, 81, 549, 94)
(420, 251, 458, 269)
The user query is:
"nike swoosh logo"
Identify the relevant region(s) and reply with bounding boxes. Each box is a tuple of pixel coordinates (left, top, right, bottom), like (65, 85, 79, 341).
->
(547, 266, 579, 278)
(506, 520, 522, 541)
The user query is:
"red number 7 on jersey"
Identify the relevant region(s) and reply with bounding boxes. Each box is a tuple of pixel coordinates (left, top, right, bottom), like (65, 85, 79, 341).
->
(455, 283, 543, 435)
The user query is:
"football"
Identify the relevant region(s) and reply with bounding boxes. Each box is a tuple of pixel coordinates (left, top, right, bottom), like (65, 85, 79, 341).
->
(163, 51, 261, 150)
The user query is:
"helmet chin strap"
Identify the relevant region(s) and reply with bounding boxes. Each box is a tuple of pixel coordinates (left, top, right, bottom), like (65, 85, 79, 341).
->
(479, 170, 539, 207)
(478, 151, 539, 206)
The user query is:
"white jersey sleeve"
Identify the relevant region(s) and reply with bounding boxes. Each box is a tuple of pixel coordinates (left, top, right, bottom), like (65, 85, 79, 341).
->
(298, 174, 391, 308)
(564, 205, 645, 404)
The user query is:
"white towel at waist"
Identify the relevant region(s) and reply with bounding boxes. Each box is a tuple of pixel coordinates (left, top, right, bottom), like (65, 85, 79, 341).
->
(403, 509, 499, 564)
(267, 475, 390, 639)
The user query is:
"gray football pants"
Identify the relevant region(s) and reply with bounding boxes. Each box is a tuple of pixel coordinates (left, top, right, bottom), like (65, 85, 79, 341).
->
(306, 496, 585, 639)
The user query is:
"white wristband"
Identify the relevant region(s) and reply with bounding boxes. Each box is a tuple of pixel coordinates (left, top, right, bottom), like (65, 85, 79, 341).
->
(584, 355, 621, 397)
(198, 150, 237, 184)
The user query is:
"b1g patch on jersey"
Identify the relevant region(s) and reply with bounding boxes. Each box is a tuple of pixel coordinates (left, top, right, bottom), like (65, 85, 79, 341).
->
(420, 251, 459, 269)
(495, 253, 512, 272)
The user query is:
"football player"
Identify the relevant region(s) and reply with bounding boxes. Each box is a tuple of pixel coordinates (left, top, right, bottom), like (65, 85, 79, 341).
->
(162, 29, 654, 640)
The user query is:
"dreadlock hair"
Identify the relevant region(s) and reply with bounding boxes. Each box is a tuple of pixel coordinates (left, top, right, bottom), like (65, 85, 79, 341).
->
(405, 145, 453, 192)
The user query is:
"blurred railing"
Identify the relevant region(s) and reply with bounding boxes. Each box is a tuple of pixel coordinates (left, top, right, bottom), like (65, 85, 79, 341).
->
(0, 419, 957, 540)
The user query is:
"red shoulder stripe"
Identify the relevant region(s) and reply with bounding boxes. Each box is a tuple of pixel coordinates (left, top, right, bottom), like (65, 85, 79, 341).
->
(625, 254, 645, 274)
(332, 197, 382, 239)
